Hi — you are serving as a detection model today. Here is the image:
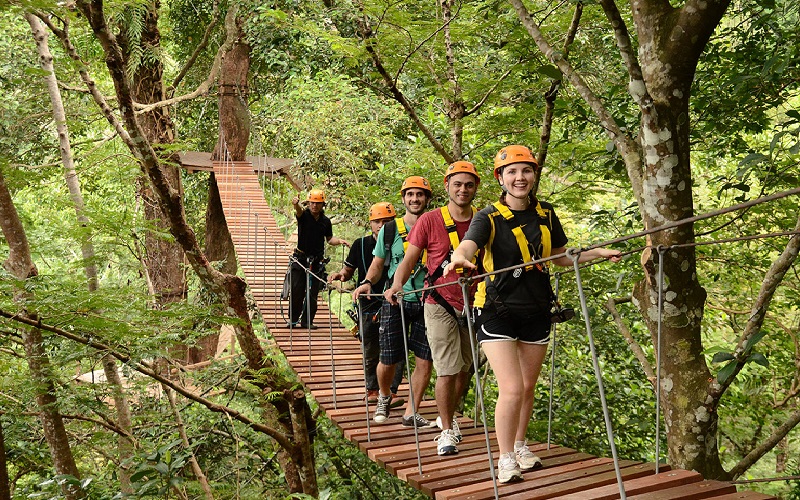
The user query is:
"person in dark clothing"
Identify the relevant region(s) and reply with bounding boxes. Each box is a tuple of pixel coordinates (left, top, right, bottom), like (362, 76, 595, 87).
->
(288, 189, 349, 329)
(329, 202, 404, 401)
(446, 145, 621, 483)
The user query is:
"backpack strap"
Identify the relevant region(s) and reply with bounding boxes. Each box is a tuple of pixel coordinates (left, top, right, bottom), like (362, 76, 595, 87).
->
(396, 217, 427, 265)
(490, 201, 552, 271)
(423, 206, 477, 317)
(534, 202, 552, 259)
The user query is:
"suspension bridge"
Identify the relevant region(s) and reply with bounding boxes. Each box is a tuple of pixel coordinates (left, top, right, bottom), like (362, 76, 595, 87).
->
(210, 158, 779, 500)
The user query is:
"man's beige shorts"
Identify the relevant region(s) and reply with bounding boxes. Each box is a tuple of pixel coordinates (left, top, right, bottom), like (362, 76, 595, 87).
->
(424, 302, 473, 376)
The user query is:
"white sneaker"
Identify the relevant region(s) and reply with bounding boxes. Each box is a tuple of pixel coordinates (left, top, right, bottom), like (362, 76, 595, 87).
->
(435, 429, 459, 455)
(435, 415, 462, 443)
(515, 442, 542, 471)
(497, 452, 523, 483)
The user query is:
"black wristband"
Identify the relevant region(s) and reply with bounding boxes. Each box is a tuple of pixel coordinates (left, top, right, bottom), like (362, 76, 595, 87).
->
(360, 279, 372, 287)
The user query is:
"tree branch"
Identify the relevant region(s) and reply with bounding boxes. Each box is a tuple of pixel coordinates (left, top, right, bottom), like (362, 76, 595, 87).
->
(535, 1, 581, 195)
(35, 11, 136, 153)
(354, 0, 453, 163)
(598, 0, 643, 83)
(605, 296, 655, 382)
(169, 0, 220, 95)
(0, 309, 295, 451)
(713, 215, 800, 398)
(727, 405, 800, 479)
(508, 0, 644, 202)
(133, 4, 236, 115)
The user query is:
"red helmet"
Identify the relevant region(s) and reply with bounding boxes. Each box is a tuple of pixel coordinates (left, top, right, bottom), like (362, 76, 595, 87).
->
(307, 189, 326, 202)
(400, 176, 432, 196)
(494, 145, 539, 180)
(369, 202, 397, 221)
(444, 160, 480, 185)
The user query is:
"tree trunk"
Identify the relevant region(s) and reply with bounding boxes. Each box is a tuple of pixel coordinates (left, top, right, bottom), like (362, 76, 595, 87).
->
(628, 0, 731, 479)
(0, 170, 83, 499)
(117, 0, 187, 359)
(27, 13, 137, 491)
(74, 0, 318, 493)
(206, 6, 317, 494)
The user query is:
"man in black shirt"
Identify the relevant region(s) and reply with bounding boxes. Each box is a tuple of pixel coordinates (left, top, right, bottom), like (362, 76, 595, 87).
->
(329, 202, 403, 401)
(288, 189, 349, 329)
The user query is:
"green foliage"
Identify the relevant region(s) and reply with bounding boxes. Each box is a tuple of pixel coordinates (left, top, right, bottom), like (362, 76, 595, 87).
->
(1, 0, 799, 497)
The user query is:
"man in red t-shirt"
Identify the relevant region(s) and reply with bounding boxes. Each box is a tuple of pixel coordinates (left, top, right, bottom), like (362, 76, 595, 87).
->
(385, 161, 480, 456)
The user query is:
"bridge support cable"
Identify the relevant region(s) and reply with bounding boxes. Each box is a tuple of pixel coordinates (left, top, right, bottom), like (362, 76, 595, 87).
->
(569, 247, 627, 500)
(398, 293, 425, 475)
(655, 245, 666, 474)
(356, 298, 373, 441)
(327, 289, 338, 409)
(461, 279, 501, 500)
(546, 272, 561, 450)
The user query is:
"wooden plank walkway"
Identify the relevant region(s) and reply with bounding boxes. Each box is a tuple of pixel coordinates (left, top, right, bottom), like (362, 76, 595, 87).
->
(211, 160, 773, 499)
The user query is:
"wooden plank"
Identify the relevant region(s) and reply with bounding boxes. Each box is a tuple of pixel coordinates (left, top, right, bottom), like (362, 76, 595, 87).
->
(625, 480, 737, 499)
(498, 462, 655, 500)
(552, 468, 698, 500)
(707, 492, 776, 500)
(402, 444, 578, 486)
(437, 457, 616, 500)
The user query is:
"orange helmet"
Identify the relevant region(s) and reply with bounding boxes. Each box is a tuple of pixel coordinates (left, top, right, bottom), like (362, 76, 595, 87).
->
(494, 145, 539, 180)
(400, 176, 432, 196)
(307, 189, 326, 203)
(444, 160, 480, 186)
(369, 202, 397, 221)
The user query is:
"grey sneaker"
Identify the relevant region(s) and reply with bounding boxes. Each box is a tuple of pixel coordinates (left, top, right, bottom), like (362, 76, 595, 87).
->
(401, 413, 437, 428)
(435, 429, 459, 456)
(497, 452, 523, 483)
(435, 415, 462, 443)
(373, 394, 392, 423)
(515, 442, 542, 471)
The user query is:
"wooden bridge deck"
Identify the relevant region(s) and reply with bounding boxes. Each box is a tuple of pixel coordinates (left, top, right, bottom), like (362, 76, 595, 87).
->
(212, 160, 772, 499)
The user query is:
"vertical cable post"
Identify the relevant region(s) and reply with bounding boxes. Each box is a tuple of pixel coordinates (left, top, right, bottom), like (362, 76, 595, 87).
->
(655, 245, 667, 474)
(327, 289, 337, 410)
(547, 272, 561, 449)
(305, 264, 313, 377)
(357, 298, 372, 441)
(461, 279, 499, 500)
(568, 248, 626, 499)
(398, 293, 423, 474)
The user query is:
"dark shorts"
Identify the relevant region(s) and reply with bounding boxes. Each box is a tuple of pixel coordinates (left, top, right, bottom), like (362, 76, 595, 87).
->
(474, 307, 551, 345)
(379, 300, 432, 365)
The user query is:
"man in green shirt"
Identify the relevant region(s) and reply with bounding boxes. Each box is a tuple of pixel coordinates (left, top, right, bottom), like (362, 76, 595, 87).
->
(352, 176, 434, 427)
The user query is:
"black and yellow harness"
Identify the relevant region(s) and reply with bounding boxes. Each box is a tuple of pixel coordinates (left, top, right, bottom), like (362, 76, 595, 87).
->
(473, 201, 553, 309)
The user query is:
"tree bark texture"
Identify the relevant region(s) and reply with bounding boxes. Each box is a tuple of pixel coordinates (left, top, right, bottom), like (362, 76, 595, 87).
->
(0, 420, 10, 500)
(628, 0, 731, 479)
(510, 0, 737, 478)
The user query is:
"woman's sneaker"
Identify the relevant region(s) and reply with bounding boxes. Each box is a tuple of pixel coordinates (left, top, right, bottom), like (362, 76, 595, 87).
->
(497, 452, 523, 483)
(373, 394, 392, 423)
(435, 429, 459, 455)
(514, 442, 542, 471)
(435, 416, 463, 443)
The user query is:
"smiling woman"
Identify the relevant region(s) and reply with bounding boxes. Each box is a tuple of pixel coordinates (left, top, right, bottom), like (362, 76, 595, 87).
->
(445, 144, 622, 483)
